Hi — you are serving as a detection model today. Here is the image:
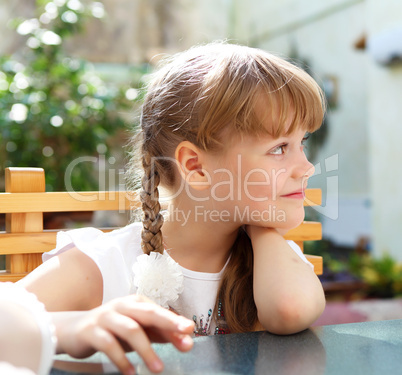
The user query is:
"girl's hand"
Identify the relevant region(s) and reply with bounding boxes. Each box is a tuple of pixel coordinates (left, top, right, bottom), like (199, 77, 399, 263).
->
(53, 295, 194, 375)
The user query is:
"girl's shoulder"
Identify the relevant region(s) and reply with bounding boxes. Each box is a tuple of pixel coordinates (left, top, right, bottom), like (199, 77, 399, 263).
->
(44, 222, 143, 260)
(43, 222, 144, 303)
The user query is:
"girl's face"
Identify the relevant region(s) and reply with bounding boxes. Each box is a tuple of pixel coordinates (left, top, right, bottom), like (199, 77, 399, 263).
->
(206, 127, 314, 231)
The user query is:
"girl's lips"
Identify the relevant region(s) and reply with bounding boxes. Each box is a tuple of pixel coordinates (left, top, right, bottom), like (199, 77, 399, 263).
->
(281, 191, 305, 199)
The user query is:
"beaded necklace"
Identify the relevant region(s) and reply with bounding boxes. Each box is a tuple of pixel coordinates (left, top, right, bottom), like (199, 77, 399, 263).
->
(192, 299, 230, 336)
(214, 298, 230, 335)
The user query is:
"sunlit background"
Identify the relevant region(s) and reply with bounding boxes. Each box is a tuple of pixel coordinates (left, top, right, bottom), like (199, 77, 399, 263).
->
(1, 0, 402, 300)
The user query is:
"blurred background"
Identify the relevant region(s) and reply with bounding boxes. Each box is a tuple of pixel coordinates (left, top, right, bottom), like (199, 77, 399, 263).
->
(1, 0, 402, 306)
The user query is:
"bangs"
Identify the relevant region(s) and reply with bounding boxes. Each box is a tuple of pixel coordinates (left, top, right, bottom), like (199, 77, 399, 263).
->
(236, 60, 326, 139)
(199, 49, 326, 146)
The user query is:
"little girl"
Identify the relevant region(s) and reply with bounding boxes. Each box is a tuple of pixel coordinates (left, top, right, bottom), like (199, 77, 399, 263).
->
(19, 42, 326, 373)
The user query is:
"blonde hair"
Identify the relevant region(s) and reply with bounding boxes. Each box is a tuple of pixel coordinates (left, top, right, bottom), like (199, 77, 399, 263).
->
(127, 42, 325, 332)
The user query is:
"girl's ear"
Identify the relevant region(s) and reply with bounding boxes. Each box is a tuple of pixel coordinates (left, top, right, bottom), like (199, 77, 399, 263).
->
(175, 141, 211, 190)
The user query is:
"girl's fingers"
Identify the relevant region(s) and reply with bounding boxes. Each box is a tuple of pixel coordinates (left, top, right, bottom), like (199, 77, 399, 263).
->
(145, 327, 194, 352)
(112, 298, 194, 335)
(62, 297, 195, 374)
(100, 310, 164, 373)
(169, 332, 194, 352)
(157, 331, 194, 352)
(85, 325, 135, 375)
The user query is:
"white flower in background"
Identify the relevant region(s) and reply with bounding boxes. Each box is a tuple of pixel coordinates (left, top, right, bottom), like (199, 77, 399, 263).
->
(9, 104, 28, 123)
(91, 2, 105, 18)
(50, 115, 63, 127)
(14, 73, 30, 90)
(40, 31, 62, 45)
(133, 252, 184, 308)
(27, 37, 41, 49)
(62, 11, 78, 24)
(17, 19, 40, 35)
(67, 0, 84, 12)
(125, 88, 139, 100)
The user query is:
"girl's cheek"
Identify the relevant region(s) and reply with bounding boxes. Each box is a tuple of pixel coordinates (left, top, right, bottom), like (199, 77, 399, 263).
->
(244, 183, 272, 201)
(243, 171, 288, 202)
(209, 172, 237, 201)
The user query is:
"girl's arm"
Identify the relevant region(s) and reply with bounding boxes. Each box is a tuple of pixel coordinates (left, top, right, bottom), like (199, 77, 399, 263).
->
(17, 252, 195, 374)
(1, 285, 194, 375)
(17, 247, 103, 311)
(248, 226, 325, 335)
(0, 301, 43, 374)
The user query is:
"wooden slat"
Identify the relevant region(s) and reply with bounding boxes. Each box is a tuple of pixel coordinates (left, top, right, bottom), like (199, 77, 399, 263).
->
(305, 255, 323, 275)
(0, 229, 325, 276)
(0, 188, 319, 213)
(0, 271, 28, 282)
(0, 229, 115, 255)
(0, 191, 139, 213)
(0, 259, 322, 279)
(284, 221, 322, 242)
(5, 168, 44, 275)
(304, 188, 321, 206)
(1, 221, 322, 255)
(5, 168, 45, 193)
(0, 231, 57, 254)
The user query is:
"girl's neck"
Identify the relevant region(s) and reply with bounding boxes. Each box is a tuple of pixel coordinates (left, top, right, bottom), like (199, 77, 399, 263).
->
(161, 207, 238, 273)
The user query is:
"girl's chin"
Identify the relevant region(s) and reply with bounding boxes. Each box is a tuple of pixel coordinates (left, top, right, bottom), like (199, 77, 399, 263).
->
(253, 217, 305, 232)
(247, 221, 302, 232)
(241, 206, 305, 230)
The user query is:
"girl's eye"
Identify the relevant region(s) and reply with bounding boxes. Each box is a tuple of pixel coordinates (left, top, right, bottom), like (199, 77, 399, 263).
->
(301, 133, 311, 146)
(269, 144, 287, 155)
(268, 133, 310, 155)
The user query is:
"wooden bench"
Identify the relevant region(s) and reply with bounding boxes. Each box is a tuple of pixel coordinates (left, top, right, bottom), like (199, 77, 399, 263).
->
(0, 167, 323, 282)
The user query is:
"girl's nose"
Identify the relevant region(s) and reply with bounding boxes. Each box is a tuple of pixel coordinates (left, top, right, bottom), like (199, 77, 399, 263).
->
(304, 159, 315, 179)
(294, 151, 315, 179)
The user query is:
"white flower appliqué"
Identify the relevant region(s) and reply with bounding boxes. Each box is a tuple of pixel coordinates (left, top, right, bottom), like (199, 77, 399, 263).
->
(132, 252, 184, 308)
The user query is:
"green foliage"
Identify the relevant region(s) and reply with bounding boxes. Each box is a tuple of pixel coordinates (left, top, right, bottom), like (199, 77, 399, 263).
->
(308, 235, 402, 298)
(347, 252, 402, 298)
(323, 249, 402, 298)
(0, 0, 145, 191)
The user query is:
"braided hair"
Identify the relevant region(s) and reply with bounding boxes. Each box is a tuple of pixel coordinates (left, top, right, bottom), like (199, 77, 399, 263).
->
(140, 150, 164, 254)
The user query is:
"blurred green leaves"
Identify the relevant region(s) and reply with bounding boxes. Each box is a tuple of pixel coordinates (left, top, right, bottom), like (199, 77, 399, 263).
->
(348, 252, 402, 298)
(0, 0, 145, 191)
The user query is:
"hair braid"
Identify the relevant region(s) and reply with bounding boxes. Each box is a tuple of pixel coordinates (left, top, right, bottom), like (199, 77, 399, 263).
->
(140, 151, 164, 254)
